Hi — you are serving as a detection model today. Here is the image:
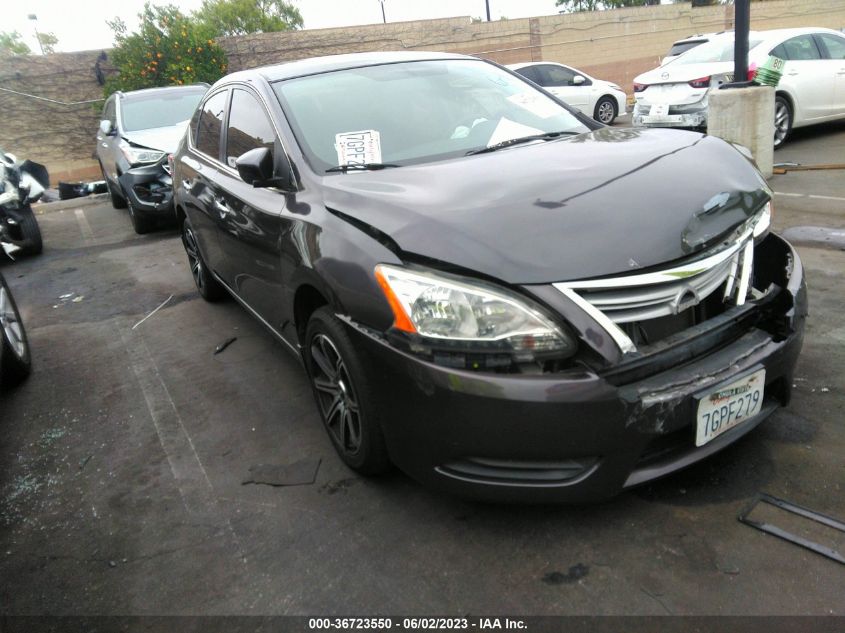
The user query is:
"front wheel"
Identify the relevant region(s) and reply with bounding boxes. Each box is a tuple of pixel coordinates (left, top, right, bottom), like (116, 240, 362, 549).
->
(305, 306, 390, 475)
(0, 274, 31, 387)
(594, 96, 618, 125)
(127, 200, 153, 235)
(17, 204, 42, 256)
(774, 96, 793, 149)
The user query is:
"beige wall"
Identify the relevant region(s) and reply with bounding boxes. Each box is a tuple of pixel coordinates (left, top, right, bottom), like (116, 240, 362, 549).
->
(1, 0, 844, 184)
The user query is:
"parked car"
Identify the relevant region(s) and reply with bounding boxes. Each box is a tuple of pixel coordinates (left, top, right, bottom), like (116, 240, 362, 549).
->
(507, 61, 626, 124)
(633, 27, 845, 148)
(0, 272, 31, 387)
(661, 32, 725, 66)
(1, 149, 47, 258)
(96, 84, 208, 234)
(174, 51, 806, 503)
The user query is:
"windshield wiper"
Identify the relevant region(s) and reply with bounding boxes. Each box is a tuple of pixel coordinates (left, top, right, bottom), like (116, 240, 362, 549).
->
(466, 131, 578, 156)
(325, 163, 400, 173)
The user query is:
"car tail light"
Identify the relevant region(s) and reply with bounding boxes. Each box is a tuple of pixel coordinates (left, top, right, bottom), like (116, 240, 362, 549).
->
(747, 63, 758, 82)
(633, 82, 648, 93)
(688, 76, 711, 89)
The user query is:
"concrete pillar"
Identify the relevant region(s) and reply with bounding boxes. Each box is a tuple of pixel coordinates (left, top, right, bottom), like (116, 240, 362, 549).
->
(707, 86, 775, 178)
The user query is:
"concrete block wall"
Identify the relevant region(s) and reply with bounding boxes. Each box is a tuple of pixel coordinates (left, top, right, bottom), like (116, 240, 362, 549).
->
(1, 0, 843, 184)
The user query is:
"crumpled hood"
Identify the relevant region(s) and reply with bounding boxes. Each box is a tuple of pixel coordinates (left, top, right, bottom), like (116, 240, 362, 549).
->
(122, 121, 189, 154)
(320, 127, 770, 285)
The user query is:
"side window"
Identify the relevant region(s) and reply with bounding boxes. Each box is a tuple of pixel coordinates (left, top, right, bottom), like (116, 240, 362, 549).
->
(515, 66, 541, 84)
(225, 89, 276, 169)
(103, 98, 116, 125)
(195, 90, 228, 159)
(540, 65, 576, 87)
(769, 43, 788, 60)
(781, 35, 821, 61)
(816, 33, 845, 60)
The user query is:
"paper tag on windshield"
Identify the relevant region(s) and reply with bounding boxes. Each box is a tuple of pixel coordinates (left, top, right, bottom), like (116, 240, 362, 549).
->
(486, 118, 544, 147)
(335, 130, 382, 166)
(507, 92, 560, 119)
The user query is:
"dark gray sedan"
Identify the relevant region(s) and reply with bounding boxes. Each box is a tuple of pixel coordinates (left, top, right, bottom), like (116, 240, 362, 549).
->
(172, 51, 806, 502)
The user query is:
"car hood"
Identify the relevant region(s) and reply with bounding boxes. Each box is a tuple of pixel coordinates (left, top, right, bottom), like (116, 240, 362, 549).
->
(319, 127, 769, 285)
(635, 61, 733, 84)
(122, 121, 189, 153)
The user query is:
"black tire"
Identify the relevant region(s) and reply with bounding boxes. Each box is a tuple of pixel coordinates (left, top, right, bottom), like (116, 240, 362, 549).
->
(127, 200, 153, 235)
(0, 274, 32, 387)
(594, 96, 618, 125)
(774, 95, 793, 149)
(17, 204, 43, 256)
(304, 306, 391, 475)
(181, 218, 225, 301)
(100, 161, 127, 209)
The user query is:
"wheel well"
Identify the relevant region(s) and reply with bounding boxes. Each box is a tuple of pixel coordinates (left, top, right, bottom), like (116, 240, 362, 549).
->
(294, 284, 329, 345)
(597, 95, 618, 113)
(776, 91, 794, 114)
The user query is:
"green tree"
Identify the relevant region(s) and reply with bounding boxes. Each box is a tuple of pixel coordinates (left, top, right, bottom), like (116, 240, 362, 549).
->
(36, 32, 59, 54)
(556, 0, 659, 11)
(105, 3, 228, 96)
(0, 31, 31, 55)
(194, 0, 303, 37)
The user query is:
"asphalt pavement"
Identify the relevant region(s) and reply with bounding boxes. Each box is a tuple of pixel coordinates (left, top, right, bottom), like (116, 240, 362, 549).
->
(1, 121, 844, 615)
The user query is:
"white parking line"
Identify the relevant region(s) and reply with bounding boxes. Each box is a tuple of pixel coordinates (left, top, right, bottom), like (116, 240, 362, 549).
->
(774, 191, 845, 202)
(74, 208, 95, 245)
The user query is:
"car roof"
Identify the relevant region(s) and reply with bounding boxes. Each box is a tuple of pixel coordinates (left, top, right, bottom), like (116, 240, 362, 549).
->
(506, 61, 575, 71)
(119, 84, 209, 101)
(672, 31, 727, 45)
(218, 51, 475, 86)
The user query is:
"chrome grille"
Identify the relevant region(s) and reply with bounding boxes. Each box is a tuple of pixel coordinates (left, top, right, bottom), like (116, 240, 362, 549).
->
(553, 229, 757, 354)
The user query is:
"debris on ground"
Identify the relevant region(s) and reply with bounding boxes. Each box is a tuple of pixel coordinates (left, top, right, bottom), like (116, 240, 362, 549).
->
(738, 493, 845, 565)
(132, 294, 173, 330)
(241, 458, 322, 487)
(58, 181, 108, 201)
(541, 563, 590, 585)
(214, 337, 238, 355)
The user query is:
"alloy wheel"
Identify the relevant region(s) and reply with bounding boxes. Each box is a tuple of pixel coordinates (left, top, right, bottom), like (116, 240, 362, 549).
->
(0, 285, 26, 359)
(309, 333, 362, 454)
(182, 225, 204, 290)
(597, 100, 615, 124)
(774, 100, 790, 147)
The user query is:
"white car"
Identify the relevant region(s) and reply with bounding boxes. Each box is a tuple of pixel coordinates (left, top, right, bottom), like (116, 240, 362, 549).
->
(633, 27, 845, 148)
(507, 62, 627, 124)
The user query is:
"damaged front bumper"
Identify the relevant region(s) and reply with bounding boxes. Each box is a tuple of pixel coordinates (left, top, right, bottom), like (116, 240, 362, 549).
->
(118, 158, 174, 216)
(345, 233, 806, 503)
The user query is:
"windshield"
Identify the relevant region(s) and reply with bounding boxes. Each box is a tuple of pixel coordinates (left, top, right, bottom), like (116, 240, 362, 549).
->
(676, 37, 763, 65)
(272, 59, 590, 172)
(121, 89, 207, 132)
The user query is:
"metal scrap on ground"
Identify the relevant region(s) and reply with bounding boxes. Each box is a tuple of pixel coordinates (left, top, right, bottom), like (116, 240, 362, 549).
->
(242, 458, 322, 487)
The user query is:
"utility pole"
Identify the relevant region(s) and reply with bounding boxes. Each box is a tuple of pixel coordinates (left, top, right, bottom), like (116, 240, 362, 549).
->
(28, 14, 44, 55)
(733, 0, 750, 85)
(378, 0, 386, 24)
(485, 0, 491, 21)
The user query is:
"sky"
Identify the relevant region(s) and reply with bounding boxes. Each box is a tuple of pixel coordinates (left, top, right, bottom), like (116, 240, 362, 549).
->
(7, 0, 563, 54)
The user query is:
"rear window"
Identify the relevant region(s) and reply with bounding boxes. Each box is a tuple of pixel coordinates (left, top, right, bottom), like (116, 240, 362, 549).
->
(676, 38, 763, 65)
(668, 40, 707, 57)
(120, 88, 207, 132)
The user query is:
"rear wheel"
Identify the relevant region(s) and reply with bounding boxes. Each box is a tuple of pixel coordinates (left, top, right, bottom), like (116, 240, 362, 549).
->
(305, 306, 390, 474)
(0, 274, 31, 387)
(181, 219, 225, 301)
(594, 96, 618, 124)
(17, 204, 42, 256)
(100, 162, 127, 209)
(774, 95, 793, 149)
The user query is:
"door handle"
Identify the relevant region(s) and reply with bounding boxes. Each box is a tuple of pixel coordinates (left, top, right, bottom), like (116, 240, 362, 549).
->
(214, 197, 233, 219)
(786, 70, 799, 76)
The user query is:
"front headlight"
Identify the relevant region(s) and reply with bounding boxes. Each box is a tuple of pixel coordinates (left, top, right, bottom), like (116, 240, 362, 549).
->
(374, 264, 576, 362)
(119, 140, 165, 166)
(753, 200, 772, 239)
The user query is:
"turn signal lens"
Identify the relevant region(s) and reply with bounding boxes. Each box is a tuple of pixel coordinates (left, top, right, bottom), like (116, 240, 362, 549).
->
(374, 264, 576, 357)
(633, 82, 648, 93)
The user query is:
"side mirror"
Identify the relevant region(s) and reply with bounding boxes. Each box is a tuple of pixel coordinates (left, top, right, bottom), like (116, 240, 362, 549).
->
(572, 75, 586, 86)
(235, 146, 296, 191)
(99, 120, 114, 135)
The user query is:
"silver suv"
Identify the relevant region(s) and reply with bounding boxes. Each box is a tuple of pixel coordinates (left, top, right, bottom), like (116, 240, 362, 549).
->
(96, 85, 207, 233)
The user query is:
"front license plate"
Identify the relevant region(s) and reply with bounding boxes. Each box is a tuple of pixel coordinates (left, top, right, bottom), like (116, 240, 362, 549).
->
(695, 369, 765, 447)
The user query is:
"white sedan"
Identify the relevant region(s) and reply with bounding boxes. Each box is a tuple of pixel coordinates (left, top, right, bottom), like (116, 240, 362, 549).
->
(632, 27, 845, 147)
(507, 62, 627, 124)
